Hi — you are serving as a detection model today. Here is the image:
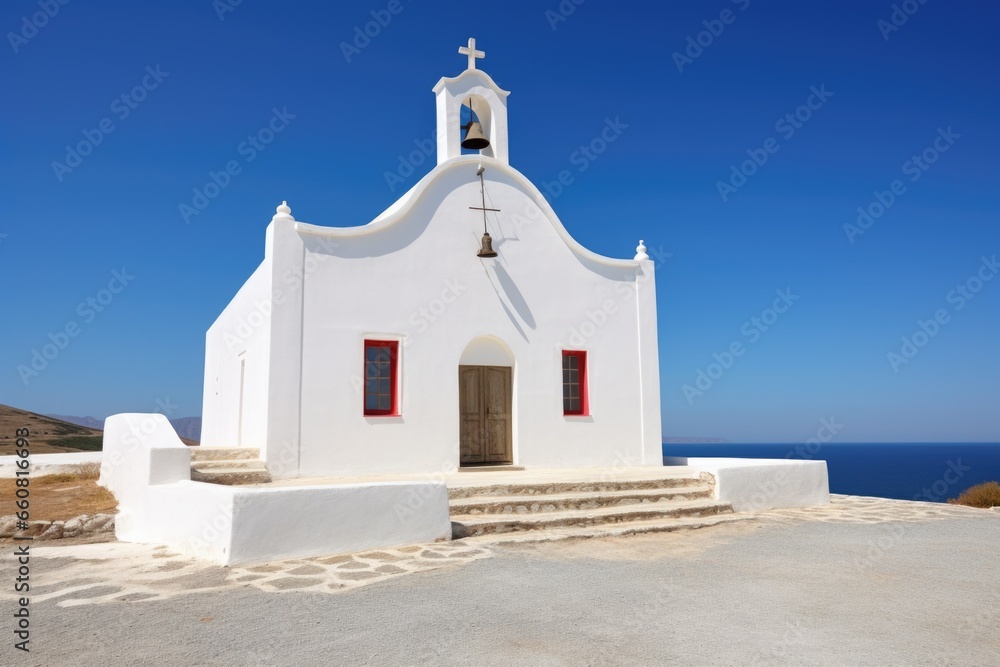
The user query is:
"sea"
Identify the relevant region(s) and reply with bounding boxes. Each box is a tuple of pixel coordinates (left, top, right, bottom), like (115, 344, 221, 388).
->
(662, 443, 1000, 503)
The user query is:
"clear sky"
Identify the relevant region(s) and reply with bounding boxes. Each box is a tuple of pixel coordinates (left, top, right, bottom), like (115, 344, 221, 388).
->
(2, 0, 997, 442)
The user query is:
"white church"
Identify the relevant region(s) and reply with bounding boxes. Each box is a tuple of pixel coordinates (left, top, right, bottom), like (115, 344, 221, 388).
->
(200, 39, 663, 479)
(100, 40, 827, 565)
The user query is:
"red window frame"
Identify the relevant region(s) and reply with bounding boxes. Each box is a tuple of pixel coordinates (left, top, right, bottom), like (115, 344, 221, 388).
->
(364, 340, 399, 416)
(562, 350, 588, 416)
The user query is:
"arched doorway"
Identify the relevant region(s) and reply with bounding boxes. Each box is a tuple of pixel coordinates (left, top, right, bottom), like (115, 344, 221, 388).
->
(458, 337, 514, 466)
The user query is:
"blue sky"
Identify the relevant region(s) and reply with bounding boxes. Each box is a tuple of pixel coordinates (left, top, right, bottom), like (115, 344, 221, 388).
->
(2, 0, 997, 442)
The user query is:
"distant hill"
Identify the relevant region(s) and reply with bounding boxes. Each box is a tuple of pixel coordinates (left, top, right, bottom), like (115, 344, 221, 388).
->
(48, 414, 202, 443)
(1, 404, 104, 453)
(663, 437, 731, 444)
(47, 414, 103, 430)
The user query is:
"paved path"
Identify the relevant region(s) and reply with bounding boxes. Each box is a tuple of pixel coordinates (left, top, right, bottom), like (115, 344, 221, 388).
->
(4, 496, 999, 666)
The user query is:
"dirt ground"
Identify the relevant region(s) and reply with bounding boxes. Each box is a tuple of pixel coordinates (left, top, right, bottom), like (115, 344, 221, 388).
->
(0, 472, 117, 522)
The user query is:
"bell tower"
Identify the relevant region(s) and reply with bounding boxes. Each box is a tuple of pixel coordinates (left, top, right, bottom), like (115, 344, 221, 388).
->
(433, 38, 511, 166)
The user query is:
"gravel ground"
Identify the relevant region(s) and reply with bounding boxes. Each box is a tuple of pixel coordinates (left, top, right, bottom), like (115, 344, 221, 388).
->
(6, 502, 1000, 666)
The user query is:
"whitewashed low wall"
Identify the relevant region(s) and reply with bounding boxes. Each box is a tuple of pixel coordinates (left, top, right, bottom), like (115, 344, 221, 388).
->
(665, 457, 830, 511)
(100, 413, 451, 565)
(0, 452, 103, 478)
(229, 482, 451, 564)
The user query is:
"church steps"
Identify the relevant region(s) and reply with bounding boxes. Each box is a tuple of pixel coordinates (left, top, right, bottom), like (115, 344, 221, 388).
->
(449, 485, 715, 515)
(190, 467, 272, 485)
(447, 474, 709, 500)
(188, 447, 271, 485)
(451, 497, 732, 536)
(460, 513, 752, 545)
(189, 447, 261, 462)
(190, 459, 269, 472)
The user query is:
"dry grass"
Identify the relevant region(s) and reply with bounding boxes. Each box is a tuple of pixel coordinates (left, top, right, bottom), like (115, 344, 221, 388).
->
(74, 461, 102, 479)
(0, 470, 118, 522)
(948, 481, 1000, 509)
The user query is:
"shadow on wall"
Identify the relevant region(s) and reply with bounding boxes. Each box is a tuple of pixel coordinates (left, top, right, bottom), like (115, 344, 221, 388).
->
(493, 263, 536, 329)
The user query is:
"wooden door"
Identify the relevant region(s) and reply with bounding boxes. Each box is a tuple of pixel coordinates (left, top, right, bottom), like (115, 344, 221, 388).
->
(459, 365, 512, 465)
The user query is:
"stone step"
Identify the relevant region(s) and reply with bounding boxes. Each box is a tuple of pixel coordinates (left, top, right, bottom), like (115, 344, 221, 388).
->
(458, 465, 527, 473)
(189, 447, 261, 462)
(449, 485, 715, 515)
(459, 513, 752, 545)
(447, 475, 707, 500)
(190, 459, 269, 471)
(451, 498, 732, 536)
(190, 467, 271, 486)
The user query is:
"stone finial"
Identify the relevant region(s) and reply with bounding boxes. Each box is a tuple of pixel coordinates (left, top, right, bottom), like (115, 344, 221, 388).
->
(272, 200, 294, 221)
(634, 239, 649, 261)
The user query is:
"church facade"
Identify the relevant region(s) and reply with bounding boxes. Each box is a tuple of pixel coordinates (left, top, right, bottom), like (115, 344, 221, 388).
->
(200, 40, 662, 479)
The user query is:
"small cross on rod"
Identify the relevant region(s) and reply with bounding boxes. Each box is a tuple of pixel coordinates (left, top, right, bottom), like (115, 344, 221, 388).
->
(469, 164, 500, 235)
(458, 38, 485, 70)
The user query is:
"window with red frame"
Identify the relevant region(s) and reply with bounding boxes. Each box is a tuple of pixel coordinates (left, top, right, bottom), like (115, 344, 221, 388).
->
(562, 350, 588, 415)
(364, 340, 398, 416)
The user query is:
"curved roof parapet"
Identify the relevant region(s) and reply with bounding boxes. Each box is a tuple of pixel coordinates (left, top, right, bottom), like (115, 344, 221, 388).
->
(294, 155, 641, 270)
(432, 68, 510, 97)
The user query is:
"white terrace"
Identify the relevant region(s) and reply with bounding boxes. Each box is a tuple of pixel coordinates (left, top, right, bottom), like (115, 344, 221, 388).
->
(100, 414, 828, 566)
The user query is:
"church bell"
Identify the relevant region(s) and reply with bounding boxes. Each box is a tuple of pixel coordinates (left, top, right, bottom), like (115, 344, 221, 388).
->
(461, 98, 491, 151)
(477, 231, 498, 258)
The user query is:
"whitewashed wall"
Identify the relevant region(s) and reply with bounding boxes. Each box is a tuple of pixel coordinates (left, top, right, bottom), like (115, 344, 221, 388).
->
(274, 156, 662, 477)
(201, 259, 272, 450)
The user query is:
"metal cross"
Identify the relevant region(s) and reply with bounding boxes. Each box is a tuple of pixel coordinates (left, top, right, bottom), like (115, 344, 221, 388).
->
(469, 164, 499, 234)
(458, 38, 485, 70)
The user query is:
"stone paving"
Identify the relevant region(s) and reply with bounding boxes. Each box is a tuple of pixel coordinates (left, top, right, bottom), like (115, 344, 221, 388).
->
(15, 541, 491, 608)
(751, 493, 994, 524)
(7, 494, 996, 612)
